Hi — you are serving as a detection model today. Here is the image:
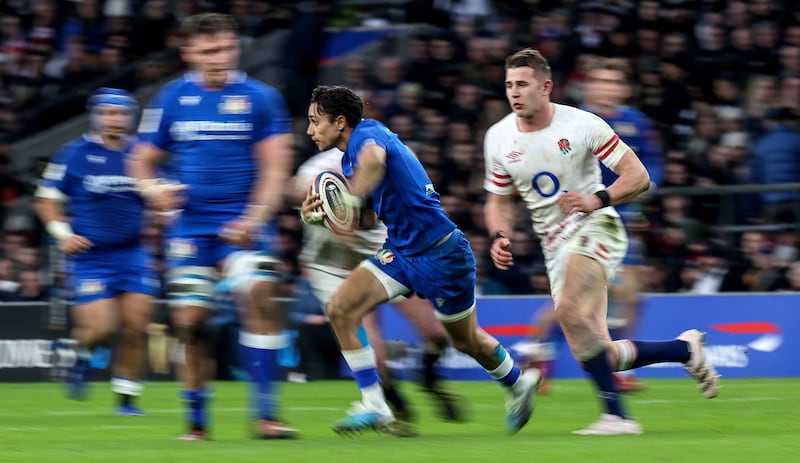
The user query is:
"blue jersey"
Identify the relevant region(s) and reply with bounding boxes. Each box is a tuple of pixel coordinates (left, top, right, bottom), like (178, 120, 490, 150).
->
(583, 105, 663, 188)
(138, 71, 291, 236)
(342, 119, 455, 255)
(41, 134, 144, 253)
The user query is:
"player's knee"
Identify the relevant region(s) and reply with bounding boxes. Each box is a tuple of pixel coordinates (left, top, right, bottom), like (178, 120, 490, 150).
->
(174, 323, 207, 346)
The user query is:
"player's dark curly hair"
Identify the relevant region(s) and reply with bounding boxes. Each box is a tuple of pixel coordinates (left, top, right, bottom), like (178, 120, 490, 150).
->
(310, 85, 364, 128)
(181, 12, 238, 37)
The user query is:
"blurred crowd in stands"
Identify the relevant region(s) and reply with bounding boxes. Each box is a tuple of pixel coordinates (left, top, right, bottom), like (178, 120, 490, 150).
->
(3, 0, 800, 304)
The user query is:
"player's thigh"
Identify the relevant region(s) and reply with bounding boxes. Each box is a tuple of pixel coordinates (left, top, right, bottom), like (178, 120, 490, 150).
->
(558, 254, 609, 335)
(393, 295, 449, 342)
(72, 297, 120, 335)
(329, 265, 392, 317)
(118, 292, 156, 333)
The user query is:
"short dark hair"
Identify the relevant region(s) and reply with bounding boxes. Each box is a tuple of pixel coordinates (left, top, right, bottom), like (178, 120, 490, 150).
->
(310, 85, 363, 128)
(181, 13, 238, 37)
(505, 48, 552, 79)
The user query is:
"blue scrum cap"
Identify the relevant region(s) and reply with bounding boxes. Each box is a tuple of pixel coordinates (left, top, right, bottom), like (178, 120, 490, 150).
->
(87, 87, 137, 113)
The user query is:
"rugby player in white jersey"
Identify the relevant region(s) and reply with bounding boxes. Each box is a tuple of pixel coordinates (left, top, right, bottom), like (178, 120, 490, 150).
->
(483, 48, 720, 435)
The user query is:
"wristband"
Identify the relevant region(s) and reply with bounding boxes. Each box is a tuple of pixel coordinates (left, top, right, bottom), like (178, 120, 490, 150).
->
(300, 209, 324, 225)
(46, 221, 74, 241)
(493, 231, 509, 241)
(136, 178, 164, 198)
(594, 190, 611, 209)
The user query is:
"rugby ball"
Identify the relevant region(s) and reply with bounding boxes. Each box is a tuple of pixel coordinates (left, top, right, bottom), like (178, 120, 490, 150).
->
(312, 170, 360, 234)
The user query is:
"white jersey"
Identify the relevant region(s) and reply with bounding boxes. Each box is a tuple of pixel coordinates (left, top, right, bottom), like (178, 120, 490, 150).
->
(483, 103, 630, 253)
(295, 149, 387, 276)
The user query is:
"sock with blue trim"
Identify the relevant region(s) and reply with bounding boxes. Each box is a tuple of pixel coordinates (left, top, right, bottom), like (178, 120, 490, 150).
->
(487, 344, 523, 390)
(342, 346, 392, 416)
(614, 339, 690, 370)
(239, 332, 286, 421)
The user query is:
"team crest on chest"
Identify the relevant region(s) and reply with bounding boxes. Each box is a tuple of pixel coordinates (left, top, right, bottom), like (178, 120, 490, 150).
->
(557, 138, 572, 156)
(218, 95, 251, 114)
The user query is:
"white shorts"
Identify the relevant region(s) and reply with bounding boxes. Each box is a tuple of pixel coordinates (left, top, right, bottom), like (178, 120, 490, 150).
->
(544, 214, 628, 305)
(306, 263, 409, 308)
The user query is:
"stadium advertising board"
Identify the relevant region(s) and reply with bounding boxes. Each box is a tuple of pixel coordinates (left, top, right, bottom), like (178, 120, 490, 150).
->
(380, 294, 800, 379)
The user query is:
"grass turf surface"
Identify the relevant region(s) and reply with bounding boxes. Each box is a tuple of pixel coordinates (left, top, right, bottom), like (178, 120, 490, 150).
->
(0, 378, 796, 463)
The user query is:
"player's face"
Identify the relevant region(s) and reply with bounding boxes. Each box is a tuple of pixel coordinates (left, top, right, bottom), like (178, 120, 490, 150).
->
(505, 66, 551, 119)
(182, 31, 240, 88)
(306, 102, 345, 151)
(584, 69, 629, 108)
(94, 105, 133, 138)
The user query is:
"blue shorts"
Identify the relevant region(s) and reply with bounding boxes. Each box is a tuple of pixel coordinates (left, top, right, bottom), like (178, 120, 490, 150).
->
(69, 247, 160, 305)
(164, 233, 278, 270)
(367, 228, 476, 316)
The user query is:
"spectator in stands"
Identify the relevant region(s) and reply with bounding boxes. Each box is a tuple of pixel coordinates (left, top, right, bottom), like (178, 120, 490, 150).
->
(8, 268, 47, 301)
(0, 256, 19, 301)
(749, 106, 800, 223)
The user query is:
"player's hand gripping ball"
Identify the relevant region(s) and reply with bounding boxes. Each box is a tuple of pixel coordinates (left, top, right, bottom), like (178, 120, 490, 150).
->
(311, 170, 361, 235)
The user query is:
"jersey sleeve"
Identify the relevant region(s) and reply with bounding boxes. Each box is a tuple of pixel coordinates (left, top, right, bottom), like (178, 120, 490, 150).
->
(483, 124, 514, 195)
(39, 146, 78, 198)
(585, 113, 632, 171)
(137, 82, 176, 150)
(252, 85, 292, 142)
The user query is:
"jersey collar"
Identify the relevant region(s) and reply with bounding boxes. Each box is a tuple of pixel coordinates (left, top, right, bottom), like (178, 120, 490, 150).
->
(83, 133, 135, 151)
(185, 70, 247, 86)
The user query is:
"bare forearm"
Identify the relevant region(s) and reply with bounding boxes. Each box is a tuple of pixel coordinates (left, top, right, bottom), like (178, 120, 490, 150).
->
(248, 134, 293, 222)
(606, 170, 650, 205)
(34, 198, 65, 225)
(605, 151, 651, 206)
(485, 194, 516, 235)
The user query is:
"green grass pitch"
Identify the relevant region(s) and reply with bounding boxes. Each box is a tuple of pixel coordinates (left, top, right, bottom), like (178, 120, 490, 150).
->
(1, 378, 797, 463)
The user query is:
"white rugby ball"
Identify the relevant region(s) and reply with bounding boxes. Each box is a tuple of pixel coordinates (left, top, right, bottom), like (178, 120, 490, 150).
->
(312, 170, 360, 234)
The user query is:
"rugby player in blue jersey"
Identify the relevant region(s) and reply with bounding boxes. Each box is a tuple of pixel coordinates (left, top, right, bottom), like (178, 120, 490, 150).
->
(582, 57, 663, 190)
(34, 88, 158, 416)
(301, 85, 540, 436)
(128, 13, 295, 440)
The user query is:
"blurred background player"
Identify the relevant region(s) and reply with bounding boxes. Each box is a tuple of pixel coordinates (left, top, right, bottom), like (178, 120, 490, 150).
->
(579, 56, 659, 392)
(34, 87, 158, 416)
(302, 85, 539, 436)
(128, 13, 295, 440)
(581, 57, 663, 191)
(291, 147, 464, 435)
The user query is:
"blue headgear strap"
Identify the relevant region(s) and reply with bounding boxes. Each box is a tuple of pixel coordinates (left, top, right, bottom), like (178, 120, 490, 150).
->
(87, 87, 138, 113)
